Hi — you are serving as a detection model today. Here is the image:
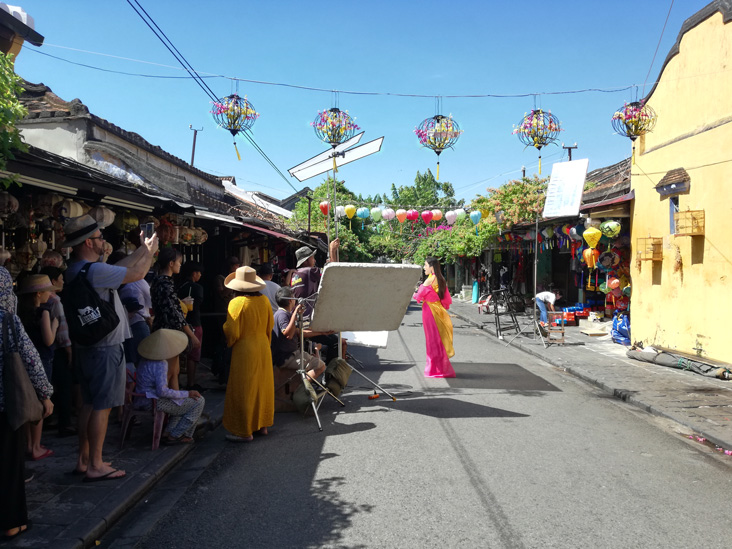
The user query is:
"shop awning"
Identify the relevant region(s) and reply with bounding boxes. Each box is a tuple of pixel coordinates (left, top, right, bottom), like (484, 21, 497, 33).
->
(194, 210, 242, 227)
(241, 223, 295, 242)
(580, 190, 634, 212)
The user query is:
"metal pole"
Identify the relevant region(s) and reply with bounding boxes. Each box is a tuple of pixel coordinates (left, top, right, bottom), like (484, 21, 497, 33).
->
(533, 211, 539, 340)
(307, 195, 312, 236)
(189, 125, 203, 166)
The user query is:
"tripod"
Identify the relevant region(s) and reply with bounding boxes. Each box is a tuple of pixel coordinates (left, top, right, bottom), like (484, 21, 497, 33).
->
(505, 302, 547, 348)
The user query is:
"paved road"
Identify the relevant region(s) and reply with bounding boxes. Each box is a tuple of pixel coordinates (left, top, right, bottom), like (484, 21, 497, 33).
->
(106, 304, 732, 549)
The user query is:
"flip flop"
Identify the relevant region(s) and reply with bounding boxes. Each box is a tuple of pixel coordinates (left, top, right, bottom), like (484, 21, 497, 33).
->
(83, 469, 126, 483)
(28, 448, 54, 461)
(2, 521, 32, 540)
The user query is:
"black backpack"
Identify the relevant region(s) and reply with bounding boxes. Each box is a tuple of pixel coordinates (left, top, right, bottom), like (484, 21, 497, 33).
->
(62, 262, 120, 347)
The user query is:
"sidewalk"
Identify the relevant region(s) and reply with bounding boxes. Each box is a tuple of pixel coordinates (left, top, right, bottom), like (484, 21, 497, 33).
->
(8, 365, 226, 549)
(449, 297, 732, 453)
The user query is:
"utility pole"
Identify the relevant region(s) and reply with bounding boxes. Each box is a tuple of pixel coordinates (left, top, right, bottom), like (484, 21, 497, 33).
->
(562, 142, 578, 162)
(306, 194, 313, 236)
(522, 166, 526, 178)
(189, 125, 203, 166)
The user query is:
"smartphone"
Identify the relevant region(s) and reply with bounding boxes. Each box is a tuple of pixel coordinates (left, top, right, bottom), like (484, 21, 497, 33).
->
(144, 222, 155, 239)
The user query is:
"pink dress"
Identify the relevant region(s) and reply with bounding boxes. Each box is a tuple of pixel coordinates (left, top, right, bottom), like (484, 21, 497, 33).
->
(413, 276, 456, 378)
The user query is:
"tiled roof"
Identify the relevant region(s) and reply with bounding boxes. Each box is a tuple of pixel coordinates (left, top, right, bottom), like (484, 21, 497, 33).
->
(656, 168, 690, 188)
(582, 157, 631, 205)
(19, 80, 223, 187)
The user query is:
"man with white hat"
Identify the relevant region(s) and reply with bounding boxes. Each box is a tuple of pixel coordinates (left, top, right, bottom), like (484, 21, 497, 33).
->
(63, 215, 158, 482)
(290, 238, 341, 364)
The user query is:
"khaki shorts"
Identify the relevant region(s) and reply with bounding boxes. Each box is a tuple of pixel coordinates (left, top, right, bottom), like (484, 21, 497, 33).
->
(277, 350, 324, 373)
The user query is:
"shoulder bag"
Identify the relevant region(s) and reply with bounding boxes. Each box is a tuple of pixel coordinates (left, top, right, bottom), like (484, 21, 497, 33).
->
(2, 315, 44, 430)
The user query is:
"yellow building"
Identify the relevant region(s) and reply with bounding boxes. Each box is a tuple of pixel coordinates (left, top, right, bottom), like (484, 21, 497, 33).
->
(631, 1, 732, 362)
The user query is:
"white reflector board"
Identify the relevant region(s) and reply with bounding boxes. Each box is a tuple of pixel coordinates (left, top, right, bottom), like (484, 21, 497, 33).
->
(288, 132, 364, 176)
(542, 158, 589, 218)
(340, 331, 389, 348)
(289, 137, 384, 182)
(309, 263, 421, 332)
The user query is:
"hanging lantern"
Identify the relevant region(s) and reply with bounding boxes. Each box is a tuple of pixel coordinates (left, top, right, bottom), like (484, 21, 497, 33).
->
(198, 228, 208, 244)
(583, 226, 602, 249)
(455, 209, 466, 221)
(88, 205, 116, 229)
(356, 207, 370, 229)
(445, 210, 457, 225)
(15, 242, 37, 271)
(335, 205, 346, 219)
(382, 208, 395, 221)
(370, 208, 383, 222)
(406, 209, 419, 222)
(36, 193, 62, 219)
(431, 209, 443, 222)
(414, 114, 462, 180)
(420, 210, 433, 224)
(583, 248, 600, 269)
(156, 220, 176, 246)
(211, 94, 260, 160)
(312, 108, 360, 173)
(599, 220, 621, 238)
(584, 217, 601, 229)
(29, 236, 47, 258)
(469, 210, 482, 235)
(395, 209, 407, 223)
(319, 201, 331, 216)
(344, 204, 356, 229)
(598, 251, 621, 271)
(113, 210, 139, 232)
(611, 101, 657, 164)
(512, 109, 562, 175)
(0, 192, 18, 218)
(179, 226, 196, 246)
(53, 199, 84, 221)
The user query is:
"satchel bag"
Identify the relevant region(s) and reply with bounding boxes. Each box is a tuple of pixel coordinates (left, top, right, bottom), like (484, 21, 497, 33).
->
(2, 315, 44, 430)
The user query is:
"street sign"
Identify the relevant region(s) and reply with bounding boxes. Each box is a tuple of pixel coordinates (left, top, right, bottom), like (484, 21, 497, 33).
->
(542, 158, 589, 218)
(289, 134, 384, 182)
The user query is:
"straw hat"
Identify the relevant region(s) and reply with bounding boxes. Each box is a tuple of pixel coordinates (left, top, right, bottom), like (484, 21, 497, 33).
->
(295, 246, 315, 267)
(224, 266, 265, 292)
(61, 215, 100, 248)
(137, 329, 188, 361)
(17, 274, 59, 294)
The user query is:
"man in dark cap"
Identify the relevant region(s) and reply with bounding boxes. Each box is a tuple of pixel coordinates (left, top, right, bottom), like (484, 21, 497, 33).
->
(290, 238, 341, 363)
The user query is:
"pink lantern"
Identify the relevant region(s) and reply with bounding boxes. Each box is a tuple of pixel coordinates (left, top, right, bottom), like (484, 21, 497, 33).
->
(421, 210, 433, 224)
(382, 208, 396, 221)
(445, 210, 457, 225)
(406, 209, 419, 221)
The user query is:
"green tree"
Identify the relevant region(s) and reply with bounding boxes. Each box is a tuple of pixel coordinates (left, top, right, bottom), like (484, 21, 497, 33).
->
(387, 169, 463, 210)
(471, 175, 548, 230)
(0, 52, 28, 188)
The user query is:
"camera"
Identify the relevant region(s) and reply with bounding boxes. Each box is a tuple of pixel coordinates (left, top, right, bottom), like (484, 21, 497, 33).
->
(143, 222, 155, 239)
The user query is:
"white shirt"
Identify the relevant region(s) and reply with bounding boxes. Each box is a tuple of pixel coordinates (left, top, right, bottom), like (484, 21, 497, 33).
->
(535, 291, 556, 305)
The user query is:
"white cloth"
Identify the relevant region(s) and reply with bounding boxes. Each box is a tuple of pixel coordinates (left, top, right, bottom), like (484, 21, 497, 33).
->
(535, 291, 556, 306)
(261, 280, 281, 313)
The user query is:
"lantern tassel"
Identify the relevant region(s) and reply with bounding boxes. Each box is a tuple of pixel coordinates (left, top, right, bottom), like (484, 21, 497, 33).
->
(233, 141, 241, 161)
(538, 155, 542, 175)
(333, 155, 338, 174)
(436, 161, 440, 181)
(631, 145, 635, 165)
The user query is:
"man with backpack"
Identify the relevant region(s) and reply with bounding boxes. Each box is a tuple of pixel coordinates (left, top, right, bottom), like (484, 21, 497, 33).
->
(62, 215, 157, 482)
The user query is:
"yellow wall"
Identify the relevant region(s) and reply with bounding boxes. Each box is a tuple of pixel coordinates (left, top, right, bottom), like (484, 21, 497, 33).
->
(631, 11, 732, 362)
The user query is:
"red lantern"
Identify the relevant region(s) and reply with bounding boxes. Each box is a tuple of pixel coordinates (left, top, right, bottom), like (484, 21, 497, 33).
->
(406, 209, 419, 222)
(319, 201, 330, 216)
(420, 210, 433, 224)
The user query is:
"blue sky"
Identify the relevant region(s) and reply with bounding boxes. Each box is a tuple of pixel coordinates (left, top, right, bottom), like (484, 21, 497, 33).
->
(13, 1, 711, 205)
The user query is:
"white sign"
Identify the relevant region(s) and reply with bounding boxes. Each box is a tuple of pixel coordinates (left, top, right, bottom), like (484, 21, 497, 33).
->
(542, 158, 589, 218)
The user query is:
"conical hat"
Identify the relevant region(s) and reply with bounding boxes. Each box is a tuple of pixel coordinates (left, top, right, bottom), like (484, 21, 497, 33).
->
(137, 329, 188, 361)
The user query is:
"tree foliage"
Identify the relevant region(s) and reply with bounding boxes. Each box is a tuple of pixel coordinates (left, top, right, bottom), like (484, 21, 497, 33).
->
(0, 53, 27, 188)
(471, 175, 548, 230)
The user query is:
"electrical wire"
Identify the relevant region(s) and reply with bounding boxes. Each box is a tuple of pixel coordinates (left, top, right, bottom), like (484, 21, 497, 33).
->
(642, 0, 675, 96)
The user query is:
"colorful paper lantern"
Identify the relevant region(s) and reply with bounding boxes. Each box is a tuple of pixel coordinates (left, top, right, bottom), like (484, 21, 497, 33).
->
(445, 210, 457, 225)
(598, 251, 620, 271)
(569, 226, 583, 241)
(335, 205, 346, 219)
(583, 226, 602, 249)
(53, 199, 84, 221)
(583, 248, 600, 269)
(455, 209, 466, 221)
(319, 201, 330, 216)
(406, 209, 419, 221)
(512, 108, 562, 174)
(608, 277, 621, 290)
(431, 209, 443, 222)
(344, 205, 356, 219)
(414, 114, 462, 180)
(370, 208, 383, 222)
(421, 210, 433, 224)
(211, 94, 260, 160)
(88, 206, 116, 229)
(396, 209, 407, 223)
(600, 220, 621, 238)
(469, 210, 482, 235)
(382, 208, 395, 221)
(356, 207, 370, 229)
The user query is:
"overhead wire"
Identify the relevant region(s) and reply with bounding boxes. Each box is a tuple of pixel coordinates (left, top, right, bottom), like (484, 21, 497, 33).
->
(642, 0, 675, 96)
(125, 0, 299, 194)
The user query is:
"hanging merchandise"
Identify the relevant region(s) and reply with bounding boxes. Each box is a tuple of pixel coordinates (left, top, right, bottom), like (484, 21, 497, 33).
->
(431, 209, 443, 222)
(420, 210, 433, 224)
(211, 93, 259, 160)
(611, 100, 657, 164)
(370, 207, 382, 222)
(583, 248, 600, 269)
(455, 209, 467, 221)
(513, 108, 562, 174)
(406, 209, 419, 222)
(414, 107, 463, 180)
(445, 210, 457, 225)
(0, 191, 19, 218)
(582, 226, 602, 249)
(335, 205, 346, 219)
(88, 206, 116, 229)
(584, 217, 601, 229)
(469, 210, 482, 235)
(312, 107, 360, 172)
(600, 220, 622, 238)
(113, 210, 139, 233)
(319, 201, 331, 216)
(598, 250, 621, 271)
(382, 208, 395, 221)
(395, 209, 407, 223)
(53, 199, 84, 221)
(344, 204, 356, 229)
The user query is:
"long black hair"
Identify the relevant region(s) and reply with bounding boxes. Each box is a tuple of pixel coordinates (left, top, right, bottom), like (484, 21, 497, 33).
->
(425, 256, 446, 300)
(154, 247, 182, 276)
